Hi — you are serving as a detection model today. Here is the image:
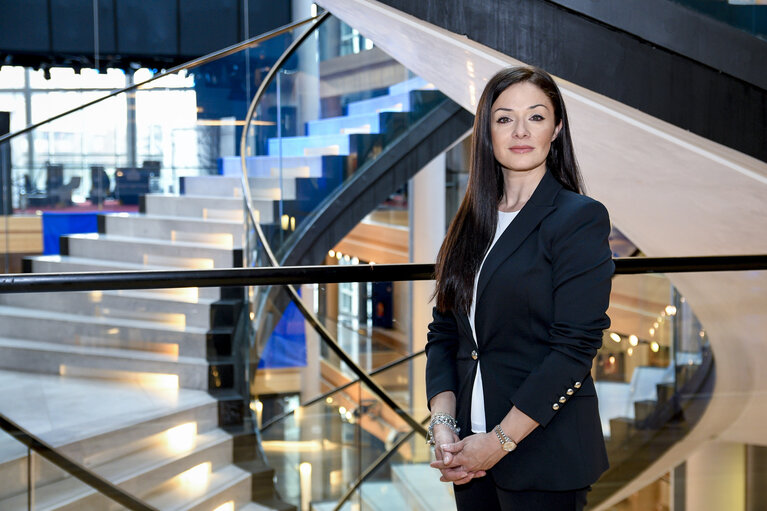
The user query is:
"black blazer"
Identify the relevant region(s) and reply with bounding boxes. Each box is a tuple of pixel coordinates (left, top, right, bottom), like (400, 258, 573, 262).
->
(426, 169, 613, 491)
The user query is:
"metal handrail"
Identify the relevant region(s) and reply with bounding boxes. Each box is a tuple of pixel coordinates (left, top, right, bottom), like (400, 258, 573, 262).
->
(1, 256, 766, 293)
(260, 349, 426, 432)
(0, 15, 320, 145)
(236, 11, 429, 437)
(0, 414, 158, 511)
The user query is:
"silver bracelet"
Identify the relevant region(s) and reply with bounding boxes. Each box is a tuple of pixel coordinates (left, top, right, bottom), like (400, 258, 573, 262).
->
(426, 412, 460, 445)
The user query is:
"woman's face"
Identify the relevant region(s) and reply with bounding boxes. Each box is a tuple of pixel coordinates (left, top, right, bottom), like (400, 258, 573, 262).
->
(490, 81, 562, 175)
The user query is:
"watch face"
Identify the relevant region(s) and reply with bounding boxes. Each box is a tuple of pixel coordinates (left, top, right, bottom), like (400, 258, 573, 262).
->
(503, 441, 516, 452)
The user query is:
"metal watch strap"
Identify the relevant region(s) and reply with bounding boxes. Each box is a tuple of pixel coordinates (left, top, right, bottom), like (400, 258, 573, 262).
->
(493, 424, 517, 452)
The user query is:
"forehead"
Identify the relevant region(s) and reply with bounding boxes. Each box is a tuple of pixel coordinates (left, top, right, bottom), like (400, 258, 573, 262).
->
(491, 81, 553, 111)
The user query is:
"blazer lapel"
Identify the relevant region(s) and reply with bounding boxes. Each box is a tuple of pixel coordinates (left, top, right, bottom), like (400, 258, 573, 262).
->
(476, 170, 562, 305)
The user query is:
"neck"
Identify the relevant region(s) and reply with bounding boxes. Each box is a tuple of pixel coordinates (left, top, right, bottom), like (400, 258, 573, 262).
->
(499, 165, 546, 212)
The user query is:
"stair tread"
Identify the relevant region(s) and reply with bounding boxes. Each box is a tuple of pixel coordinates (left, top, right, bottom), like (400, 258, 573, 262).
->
(66, 233, 237, 251)
(0, 369, 216, 455)
(29, 254, 183, 271)
(143, 463, 251, 509)
(0, 430, 233, 509)
(105, 213, 242, 226)
(0, 337, 208, 364)
(0, 304, 208, 334)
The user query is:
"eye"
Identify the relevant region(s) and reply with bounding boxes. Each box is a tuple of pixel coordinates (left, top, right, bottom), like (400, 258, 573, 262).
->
(530, 114, 545, 121)
(495, 116, 511, 124)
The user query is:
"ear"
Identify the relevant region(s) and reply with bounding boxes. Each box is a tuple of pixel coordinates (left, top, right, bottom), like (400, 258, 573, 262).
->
(552, 121, 563, 141)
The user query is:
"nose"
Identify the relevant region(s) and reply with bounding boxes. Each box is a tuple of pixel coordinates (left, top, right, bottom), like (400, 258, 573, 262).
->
(512, 119, 529, 138)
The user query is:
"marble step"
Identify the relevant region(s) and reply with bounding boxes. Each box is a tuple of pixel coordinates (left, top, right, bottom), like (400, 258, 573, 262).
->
(26, 255, 221, 301)
(0, 305, 208, 357)
(345, 91, 413, 117)
(0, 337, 209, 389)
(359, 481, 408, 511)
(387, 76, 432, 95)
(0, 429, 234, 511)
(61, 233, 242, 269)
(267, 133, 361, 157)
(392, 464, 455, 511)
(220, 155, 325, 178)
(239, 502, 283, 511)
(0, 379, 217, 501)
(0, 290, 215, 329)
(100, 214, 245, 249)
(142, 194, 250, 222)
(143, 463, 252, 511)
(181, 175, 296, 201)
(306, 112, 388, 136)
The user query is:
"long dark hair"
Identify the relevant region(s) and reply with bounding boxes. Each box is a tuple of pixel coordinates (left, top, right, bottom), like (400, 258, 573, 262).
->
(434, 66, 584, 314)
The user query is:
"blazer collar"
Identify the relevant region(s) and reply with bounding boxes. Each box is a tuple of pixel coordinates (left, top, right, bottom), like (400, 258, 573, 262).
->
(475, 170, 562, 304)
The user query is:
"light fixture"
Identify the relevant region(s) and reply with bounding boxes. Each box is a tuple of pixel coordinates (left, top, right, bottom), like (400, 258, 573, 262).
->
(609, 333, 621, 343)
(649, 328, 655, 336)
(328, 250, 335, 258)
(651, 342, 660, 353)
(665, 305, 677, 316)
(627, 347, 634, 356)
(629, 335, 639, 346)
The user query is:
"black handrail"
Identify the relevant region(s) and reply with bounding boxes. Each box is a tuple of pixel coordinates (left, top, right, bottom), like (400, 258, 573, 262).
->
(236, 10, 431, 438)
(0, 15, 320, 145)
(260, 350, 426, 432)
(0, 414, 157, 511)
(1, 256, 765, 293)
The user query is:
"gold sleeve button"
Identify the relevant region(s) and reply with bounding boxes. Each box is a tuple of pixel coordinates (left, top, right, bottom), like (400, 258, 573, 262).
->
(566, 388, 574, 396)
(559, 396, 566, 403)
(552, 403, 560, 410)
(574, 381, 582, 389)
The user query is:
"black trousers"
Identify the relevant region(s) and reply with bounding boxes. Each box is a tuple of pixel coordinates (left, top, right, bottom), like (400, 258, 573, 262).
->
(453, 470, 589, 511)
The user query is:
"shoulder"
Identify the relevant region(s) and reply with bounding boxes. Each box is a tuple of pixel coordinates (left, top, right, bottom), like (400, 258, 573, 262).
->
(546, 189, 611, 230)
(541, 190, 611, 248)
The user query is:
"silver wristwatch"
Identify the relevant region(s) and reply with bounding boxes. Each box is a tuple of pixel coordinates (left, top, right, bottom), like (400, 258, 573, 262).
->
(493, 424, 517, 452)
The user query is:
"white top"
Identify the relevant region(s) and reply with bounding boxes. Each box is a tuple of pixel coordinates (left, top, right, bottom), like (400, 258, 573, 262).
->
(469, 209, 520, 433)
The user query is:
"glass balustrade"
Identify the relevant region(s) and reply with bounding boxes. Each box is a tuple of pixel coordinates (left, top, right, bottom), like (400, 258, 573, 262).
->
(240, 15, 445, 260)
(246, 268, 713, 510)
(0, 18, 313, 273)
(0, 428, 29, 510)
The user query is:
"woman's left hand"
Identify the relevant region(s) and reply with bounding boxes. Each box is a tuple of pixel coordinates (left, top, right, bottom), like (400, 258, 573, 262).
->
(431, 432, 506, 477)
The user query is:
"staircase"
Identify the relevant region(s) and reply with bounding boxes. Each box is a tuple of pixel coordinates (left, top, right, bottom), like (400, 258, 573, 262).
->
(0, 180, 288, 510)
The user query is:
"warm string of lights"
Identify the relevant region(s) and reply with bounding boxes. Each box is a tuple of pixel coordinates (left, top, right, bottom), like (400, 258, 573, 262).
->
(328, 249, 369, 265)
(607, 301, 705, 357)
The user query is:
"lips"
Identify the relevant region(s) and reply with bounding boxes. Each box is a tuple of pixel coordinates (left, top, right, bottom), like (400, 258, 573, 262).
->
(509, 146, 534, 154)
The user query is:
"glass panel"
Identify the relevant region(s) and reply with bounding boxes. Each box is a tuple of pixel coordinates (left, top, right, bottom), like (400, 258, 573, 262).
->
(339, 432, 443, 511)
(0, 428, 29, 509)
(242, 16, 446, 260)
(595, 272, 711, 502)
(0, 19, 308, 272)
(259, 378, 415, 510)
(33, 451, 118, 510)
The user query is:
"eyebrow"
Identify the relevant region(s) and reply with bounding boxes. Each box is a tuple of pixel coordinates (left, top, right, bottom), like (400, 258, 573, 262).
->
(493, 104, 550, 114)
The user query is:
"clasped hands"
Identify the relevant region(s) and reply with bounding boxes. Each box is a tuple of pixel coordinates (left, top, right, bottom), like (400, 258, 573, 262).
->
(430, 424, 506, 485)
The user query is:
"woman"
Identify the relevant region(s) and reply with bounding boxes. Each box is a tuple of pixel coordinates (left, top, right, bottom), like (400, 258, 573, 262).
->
(425, 66, 613, 510)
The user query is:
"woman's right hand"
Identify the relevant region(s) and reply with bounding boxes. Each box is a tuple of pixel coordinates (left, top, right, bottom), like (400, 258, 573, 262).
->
(431, 424, 486, 484)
